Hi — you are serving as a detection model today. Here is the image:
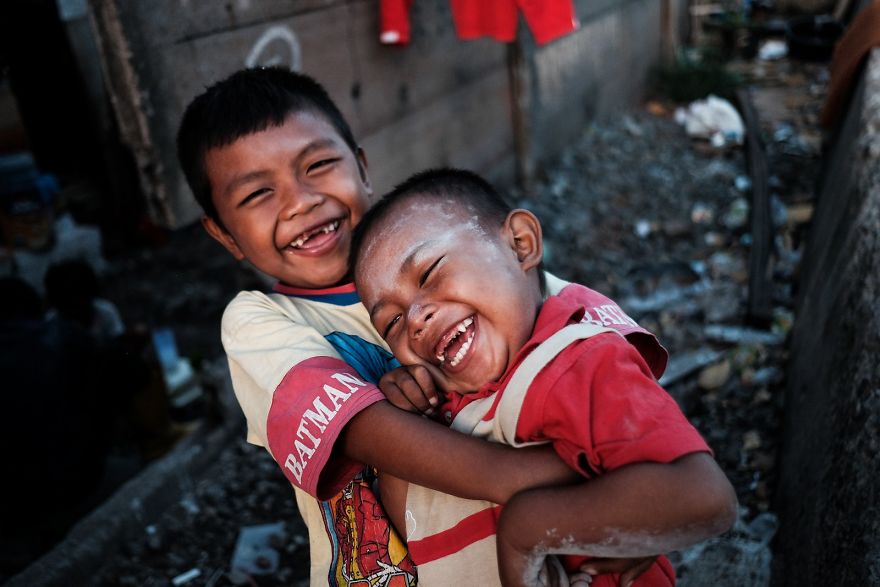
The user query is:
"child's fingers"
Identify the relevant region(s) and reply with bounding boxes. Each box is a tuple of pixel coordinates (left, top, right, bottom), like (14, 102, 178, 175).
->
(395, 371, 434, 413)
(380, 380, 421, 413)
(617, 557, 655, 587)
(405, 365, 440, 407)
(578, 556, 656, 586)
(568, 572, 593, 586)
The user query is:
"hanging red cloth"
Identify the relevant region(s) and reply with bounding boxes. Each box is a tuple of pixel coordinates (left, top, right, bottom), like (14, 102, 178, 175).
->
(451, 0, 579, 45)
(379, 0, 579, 46)
(380, 0, 413, 45)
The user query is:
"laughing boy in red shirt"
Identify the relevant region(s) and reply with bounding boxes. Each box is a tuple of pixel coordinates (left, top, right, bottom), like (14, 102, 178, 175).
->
(351, 168, 737, 587)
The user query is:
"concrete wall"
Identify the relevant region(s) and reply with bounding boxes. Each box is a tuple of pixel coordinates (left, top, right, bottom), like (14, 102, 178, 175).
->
(86, 0, 686, 228)
(776, 48, 880, 584)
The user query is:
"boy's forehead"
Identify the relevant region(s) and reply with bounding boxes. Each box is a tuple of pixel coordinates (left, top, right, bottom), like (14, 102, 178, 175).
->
(361, 197, 491, 264)
(381, 196, 477, 232)
(204, 111, 350, 191)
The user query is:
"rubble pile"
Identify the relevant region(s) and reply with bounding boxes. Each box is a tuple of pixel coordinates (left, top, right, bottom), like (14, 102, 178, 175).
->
(89, 58, 826, 587)
(93, 442, 309, 587)
(517, 106, 799, 518)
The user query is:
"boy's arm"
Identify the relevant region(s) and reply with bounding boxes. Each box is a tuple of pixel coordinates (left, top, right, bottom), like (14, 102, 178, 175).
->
(495, 452, 737, 587)
(491, 333, 737, 585)
(341, 400, 579, 504)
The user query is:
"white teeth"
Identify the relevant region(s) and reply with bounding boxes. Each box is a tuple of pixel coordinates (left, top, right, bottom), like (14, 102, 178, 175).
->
(437, 317, 475, 367)
(289, 220, 339, 248)
(448, 333, 474, 368)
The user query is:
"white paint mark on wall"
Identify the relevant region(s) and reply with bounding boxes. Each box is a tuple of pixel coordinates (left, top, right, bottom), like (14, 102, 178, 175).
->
(246, 25, 302, 71)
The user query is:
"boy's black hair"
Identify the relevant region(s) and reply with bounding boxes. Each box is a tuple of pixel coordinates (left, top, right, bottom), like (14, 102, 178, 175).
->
(176, 67, 358, 226)
(350, 167, 546, 292)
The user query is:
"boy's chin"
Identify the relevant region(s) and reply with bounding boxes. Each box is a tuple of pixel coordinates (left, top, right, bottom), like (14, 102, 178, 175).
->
(441, 372, 487, 395)
(284, 262, 351, 289)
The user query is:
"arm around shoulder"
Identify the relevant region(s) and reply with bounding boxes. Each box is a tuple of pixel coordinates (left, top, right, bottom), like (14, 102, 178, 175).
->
(340, 401, 580, 504)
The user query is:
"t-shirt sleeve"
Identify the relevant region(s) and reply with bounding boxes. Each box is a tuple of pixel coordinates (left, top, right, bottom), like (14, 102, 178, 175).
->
(222, 292, 385, 499)
(517, 333, 710, 477)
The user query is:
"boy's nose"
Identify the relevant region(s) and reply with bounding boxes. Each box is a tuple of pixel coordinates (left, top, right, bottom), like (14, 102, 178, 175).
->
(280, 189, 324, 220)
(408, 304, 435, 339)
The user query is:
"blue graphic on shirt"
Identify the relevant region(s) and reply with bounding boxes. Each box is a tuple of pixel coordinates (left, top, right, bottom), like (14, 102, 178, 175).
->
(325, 331, 400, 384)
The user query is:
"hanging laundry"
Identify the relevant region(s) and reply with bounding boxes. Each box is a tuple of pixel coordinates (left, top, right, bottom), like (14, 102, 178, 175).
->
(451, 0, 579, 45)
(380, 0, 413, 45)
(379, 0, 579, 46)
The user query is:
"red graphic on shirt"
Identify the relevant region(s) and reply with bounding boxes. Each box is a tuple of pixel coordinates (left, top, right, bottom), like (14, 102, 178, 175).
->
(328, 471, 416, 586)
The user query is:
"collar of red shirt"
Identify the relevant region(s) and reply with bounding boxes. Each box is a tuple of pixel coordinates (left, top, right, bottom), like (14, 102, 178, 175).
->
(439, 294, 586, 420)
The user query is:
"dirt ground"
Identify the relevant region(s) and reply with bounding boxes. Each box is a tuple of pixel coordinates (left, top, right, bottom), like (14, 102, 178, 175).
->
(70, 53, 827, 587)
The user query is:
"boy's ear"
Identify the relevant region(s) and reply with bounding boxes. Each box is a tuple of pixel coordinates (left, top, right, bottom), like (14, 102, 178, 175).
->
(356, 147, 373, 197)
(504, 209, 543, 272)
(202, 216, 245, 260)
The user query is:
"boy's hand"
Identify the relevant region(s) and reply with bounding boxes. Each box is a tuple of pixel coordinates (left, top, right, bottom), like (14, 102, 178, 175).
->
(578, 556, 658, 587)
(379, 365, 441, 415)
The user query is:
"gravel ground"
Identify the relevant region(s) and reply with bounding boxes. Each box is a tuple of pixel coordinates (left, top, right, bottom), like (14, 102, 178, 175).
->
(77, 56, 825, 587)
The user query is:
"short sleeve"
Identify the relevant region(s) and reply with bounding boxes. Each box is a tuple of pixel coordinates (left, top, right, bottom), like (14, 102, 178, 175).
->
(518, 334, 710, 477)
(222, 292, 385, 498)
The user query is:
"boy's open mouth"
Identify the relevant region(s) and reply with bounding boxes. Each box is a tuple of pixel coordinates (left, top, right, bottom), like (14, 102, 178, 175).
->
(434, 316, 475, 368)
(288, 219, 341, 250)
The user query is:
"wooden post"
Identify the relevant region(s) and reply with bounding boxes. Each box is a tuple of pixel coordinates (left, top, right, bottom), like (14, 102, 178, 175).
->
(736, 87, 775, 326)
(507, 39, 534, 192)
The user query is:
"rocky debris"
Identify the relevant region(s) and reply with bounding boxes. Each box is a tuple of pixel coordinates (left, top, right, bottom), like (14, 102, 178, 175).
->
(510, 55, 826, 584)
(672, 507, 779, 587)
(91, 441, 310, 587)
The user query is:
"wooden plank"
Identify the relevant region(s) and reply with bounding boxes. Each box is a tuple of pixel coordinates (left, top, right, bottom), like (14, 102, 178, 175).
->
(735, 87, 775, 325)
(123, 1, 509, 225)
(92, 0, 674, 227)
(109, 0, 351, 46)
(341, 0, 507, 138)
(156, 10, 357, 223)
(508, 41, 535, 190)
(360, 67, 515, 197)
(531, 0, 661, 157)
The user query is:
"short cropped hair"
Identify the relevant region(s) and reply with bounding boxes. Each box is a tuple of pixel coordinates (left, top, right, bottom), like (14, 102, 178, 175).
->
(350, 167, 545, 292)
(176, 67, 358, 224)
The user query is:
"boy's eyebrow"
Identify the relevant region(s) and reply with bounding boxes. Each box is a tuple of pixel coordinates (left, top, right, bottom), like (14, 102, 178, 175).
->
(225, 170, 270, 199)
(367, 240, 433, 321)
(297, 137, 340, 161)
(400, 241, 431, 275)
(223, 138, 342, 198)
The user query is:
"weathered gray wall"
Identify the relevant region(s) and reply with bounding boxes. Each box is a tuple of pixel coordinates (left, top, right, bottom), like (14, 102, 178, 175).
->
(87, 0, 685, 228)
(89, 0, 513, 227)
(522, 0, 665, 176)
(776, 48, 880, 584)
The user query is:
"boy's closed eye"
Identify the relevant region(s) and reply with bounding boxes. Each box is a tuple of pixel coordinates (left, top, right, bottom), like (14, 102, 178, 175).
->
(238, 187, 272, 207)
(382, 314, 401, 339)
(379, 255, 445, 337)
(419, 256, 444, 286)
(307, 157, 340, 174)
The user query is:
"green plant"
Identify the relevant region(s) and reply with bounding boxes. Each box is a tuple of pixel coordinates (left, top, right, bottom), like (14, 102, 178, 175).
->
(648, 48, 743, 103)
